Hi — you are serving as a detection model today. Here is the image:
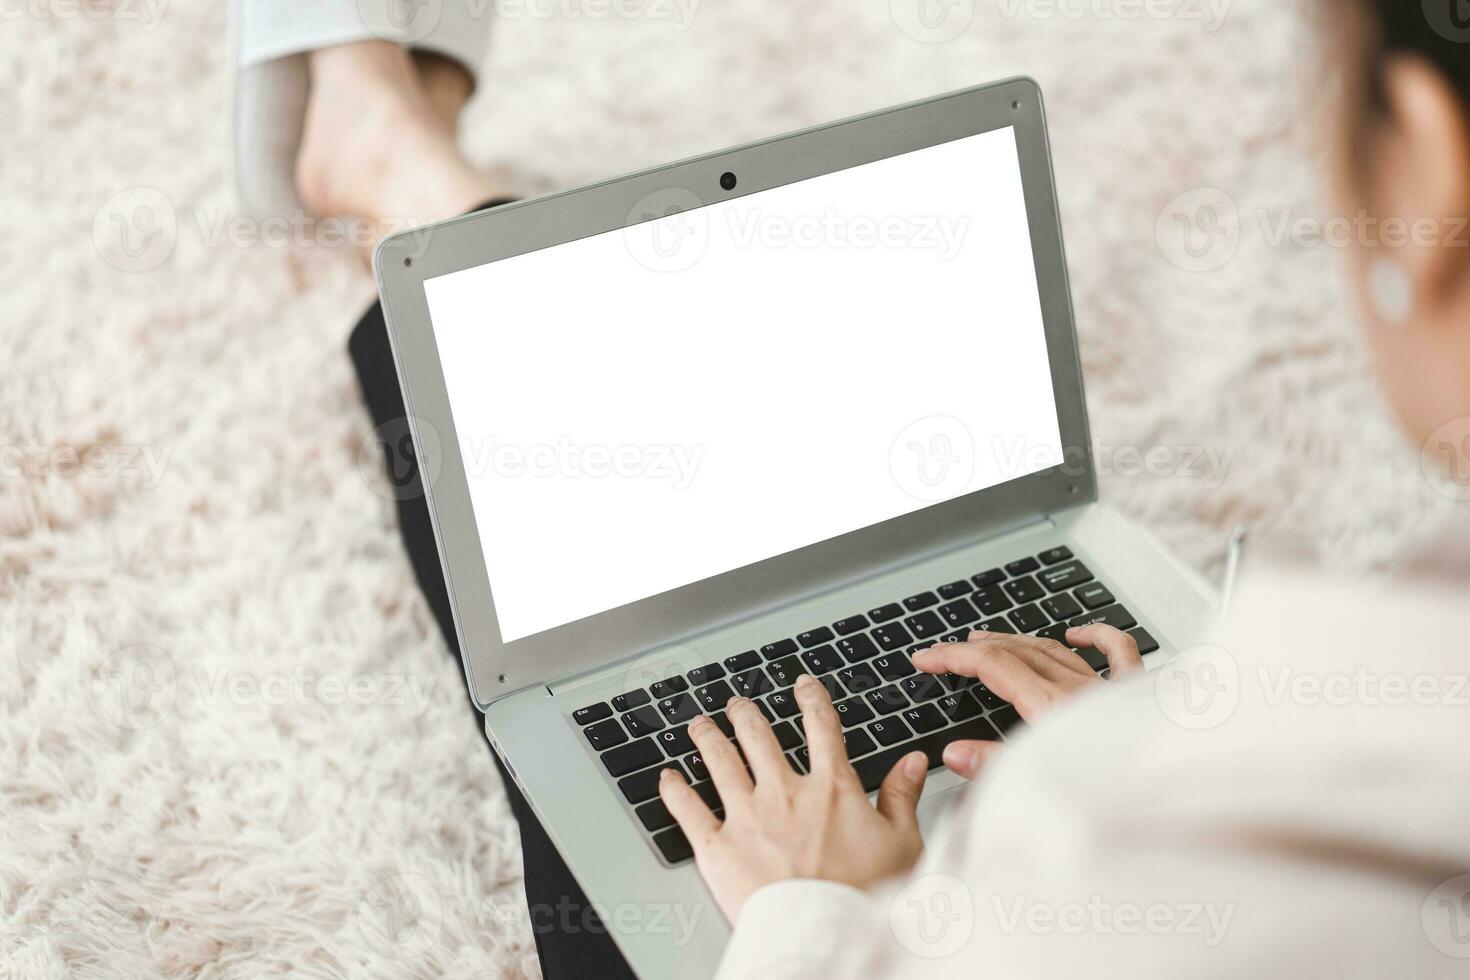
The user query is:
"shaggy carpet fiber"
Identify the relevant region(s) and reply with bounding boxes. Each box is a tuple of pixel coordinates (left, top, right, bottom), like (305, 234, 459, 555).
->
(2, 0, 1458, 976)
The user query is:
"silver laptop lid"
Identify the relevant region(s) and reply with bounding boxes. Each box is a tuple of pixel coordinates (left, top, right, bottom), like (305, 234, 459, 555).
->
(374, 77, 1095, 708)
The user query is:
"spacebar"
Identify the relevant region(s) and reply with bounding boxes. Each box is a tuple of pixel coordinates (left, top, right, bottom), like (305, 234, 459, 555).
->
(852, 717, 1003, 793)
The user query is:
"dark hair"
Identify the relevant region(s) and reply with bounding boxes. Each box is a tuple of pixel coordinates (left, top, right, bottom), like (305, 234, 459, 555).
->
(1364, 3, 1470, 108)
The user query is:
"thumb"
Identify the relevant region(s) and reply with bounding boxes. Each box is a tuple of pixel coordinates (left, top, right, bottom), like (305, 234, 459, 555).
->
(876, 751, 928, 831)
(941, 739, 1003, 780)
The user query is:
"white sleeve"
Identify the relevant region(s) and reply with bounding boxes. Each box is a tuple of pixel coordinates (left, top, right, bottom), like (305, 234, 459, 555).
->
(714, 879, 878, 980)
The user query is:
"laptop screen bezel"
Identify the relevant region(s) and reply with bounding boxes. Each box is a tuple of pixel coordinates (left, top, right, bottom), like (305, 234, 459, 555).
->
(374, 77, 1096, 707)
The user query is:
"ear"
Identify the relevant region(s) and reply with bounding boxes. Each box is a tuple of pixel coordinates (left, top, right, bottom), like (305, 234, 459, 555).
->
(1365, 55, 1470, 302)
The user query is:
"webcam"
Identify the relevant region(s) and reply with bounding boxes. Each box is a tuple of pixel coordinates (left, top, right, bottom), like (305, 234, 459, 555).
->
(719, 171, 737, 191)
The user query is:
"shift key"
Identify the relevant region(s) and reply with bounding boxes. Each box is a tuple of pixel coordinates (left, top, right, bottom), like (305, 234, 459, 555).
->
(1068, 604, 1137, 631)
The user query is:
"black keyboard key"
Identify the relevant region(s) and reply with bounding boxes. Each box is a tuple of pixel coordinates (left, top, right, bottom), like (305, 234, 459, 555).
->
(1039, 561, 1094, 592)
(937, 692, 982, 722)
(833, 696, 876, 728)
(1038, 546, 1073, 565)
(814, 672, 846, 702)
(612, 689, 651, 712)
(622, 706, 665, 737)
(1041, 594, 1083, 621)
(1077, 646, 1109, 672)
(903, 591, 939, 612)
(869, 716, 913, 747)
(843, 728, 877, 759)
(833, 615, 870, 635)
(1074, 582, 1114, 610)
(636, 798, 677, 832)
(971, 568, 1005, 588)
(872, 623, 913, 651)
(787, 752, 805, 774)
(974, 617, 1016, 634)
(990, 705, 1023, 734)
(767, 689, 801, 719)
(1005, 557, 1040, 576)
(771, 721, 802, 750)
(649, 676, 689, 698)
(938, 672, 974, 692)
(1128, 627, 1160, 654)
(1035, 623, 1071, 645)
(797, 627, 834, 648)
(904, 611, 944, 640)
(801, 644, 844, 675)
(936, 597, 981, 628)
(657, 725, 695, 758)
(901, 674, 945, 703)
(971, 586, 1013, 617)
(938, 630, 970, 644)
(684, 752, 709, 781)
(573, 702, 612, 725)
(732, 667, 775, 698)
(974, 686, 1009, 711)
(761, 639, 798, 660)
(707, 711, 735, 737)
(868, 602, 904, 623)
(766, 655, 806, 689)
(755, 699, 774, 722)
(723, 651, 761, 672)
(836, 663, 881, 696)
(864, 685, 909, 715)
(936, 580, 972, 600)
(873, 654, 917, 682)
(617, 760, 683, 803)
(1003, 575, 1045, 604)
(836, 633, 880, 662)
(653, 826, 692, 863)
(687, 662, 725, 685)
(1069, 604, 1137, 631)
(693, 680, 736, 712)
(852, 716, 1002, 792)
(689, 780, 722, 810)
(603, 737, 662, 776)
(657, 693, 701, 724)
(584, 719, 628, 751)
(902, 703, 946, 734)
(1008, 603, 1050, 633)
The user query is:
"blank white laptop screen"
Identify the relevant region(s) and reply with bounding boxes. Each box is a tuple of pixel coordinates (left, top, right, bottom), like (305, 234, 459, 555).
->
(423, 126, 1063, 643)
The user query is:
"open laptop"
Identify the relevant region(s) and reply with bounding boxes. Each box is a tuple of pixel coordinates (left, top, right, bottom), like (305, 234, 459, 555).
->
(374, 77, 1217, 976)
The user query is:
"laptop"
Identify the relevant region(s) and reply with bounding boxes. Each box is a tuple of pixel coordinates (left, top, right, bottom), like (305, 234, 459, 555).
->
(373, 77, 1217, 976)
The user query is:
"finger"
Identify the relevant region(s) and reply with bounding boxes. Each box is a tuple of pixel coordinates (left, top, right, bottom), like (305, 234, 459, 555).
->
(875, 750, 928, 833)
(1066, 624, 1144, 678)
(726, 696, 790, 786)
(659, 767, 721, 845)
(996, 636, 1090, 683)
(794, 674, 849, 778)
(911, 640, 1057, 714)
(941, 739, 1004, 780)
(688, 714, 754, 809)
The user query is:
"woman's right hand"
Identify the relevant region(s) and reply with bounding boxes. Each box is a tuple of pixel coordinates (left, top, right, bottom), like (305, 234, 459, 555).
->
(910, 624, 1144, 779)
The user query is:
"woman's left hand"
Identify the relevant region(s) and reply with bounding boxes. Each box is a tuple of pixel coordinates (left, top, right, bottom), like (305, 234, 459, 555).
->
(659, 673, 928, 922)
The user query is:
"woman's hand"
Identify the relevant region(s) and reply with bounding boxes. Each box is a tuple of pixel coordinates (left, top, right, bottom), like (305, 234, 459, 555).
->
(659, 674, 927, 923)
(910, 624, 1144, 779)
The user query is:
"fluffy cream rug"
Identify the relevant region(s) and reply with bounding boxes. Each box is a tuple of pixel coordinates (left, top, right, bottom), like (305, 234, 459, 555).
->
(2, 0, 1456, 976)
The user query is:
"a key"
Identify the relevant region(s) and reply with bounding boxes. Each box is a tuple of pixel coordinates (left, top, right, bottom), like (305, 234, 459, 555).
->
(833, 696, 876, 728)
(901, 674, 945, 703)
(1004, 575, 1045, 604)
(603, 737, 661, 776)
(801, 644, 844, 675)
(937, 580, 973, 600)
(974, 617, 1017, 634)
(1005, 557, 1040, 576)
(766, 655, 806, 689)
(635, 798, 677, 832)
(657, 725, 695, 757)
(937, 692, 982, 722)
(852, 717, 1002, 792)
(798, 627, 834, 648)
(971, 569, 1005, 588)
(653, 827, 692, 863)
(833, 615, 870, 635)
(611, 689, 650, 712)
(843, 728, 877, 759)
(761, 639, 798, 660)
(770, 721, 802, 750)
(622, 706, 664, 737)
(657, 693, 701, 724)
(864, 685, 909, 715)
(1074, 582, 1114, 610)
(903, 591, 940, 612)
(1068, 604, 1137, 631)
(937, 597, 981, 627)
(1128, 627, 1160, 654)
(873, 655, 917, 682)
(1038, 546, 1073, 565)
(687, 662, 726, 685)
(723, 651, 761, 672)
(573, 702, 612, 725)
(732, 667, 775, 698)
(649, 676, 689, 698)
(767, 690, 801, 718)
(904, 611, 944, 640)
(1008, 603, 1049, 633)
(1035, 623, 1071, 644)
(869, 716, 913, 747)
(584, 718, 627, 751)
(836, 663, 881, 695)
(836, 633, 880, 662)
(693, 680, 736, 712)
(903, 703, 946, 734)
(868, 603, 904, 623)
(617, 760, 683, 803)
(972, 586, 1013, 617)
(684, 752, 709, 781)
(872, 623, 913, 651)
(1041, 594, 1083, 621)
(1039, 561, 1093, 592)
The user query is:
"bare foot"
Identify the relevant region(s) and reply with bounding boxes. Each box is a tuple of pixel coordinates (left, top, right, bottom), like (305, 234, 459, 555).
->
(297, 41, 497, 263)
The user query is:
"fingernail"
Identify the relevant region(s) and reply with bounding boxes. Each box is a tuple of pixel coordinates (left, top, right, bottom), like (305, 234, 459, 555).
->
(912, 648, 933, 660)
(690, 715, 711, 732)
(943, 743, 977, 776)
(660, 767, 674, 781)
(904, 752, 927, 780)
(796, 674, 817, 691)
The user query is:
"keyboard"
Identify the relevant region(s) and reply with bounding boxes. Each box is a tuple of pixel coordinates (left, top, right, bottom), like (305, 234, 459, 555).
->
(569, 544, 1159, 865)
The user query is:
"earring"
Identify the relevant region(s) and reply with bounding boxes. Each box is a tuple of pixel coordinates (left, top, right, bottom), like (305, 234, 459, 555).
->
(1368, 258, 1415, 325)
